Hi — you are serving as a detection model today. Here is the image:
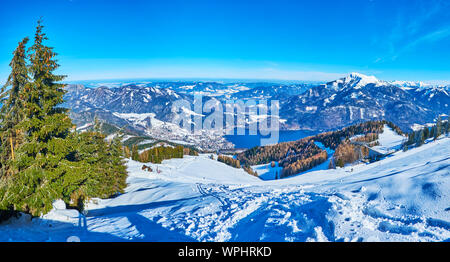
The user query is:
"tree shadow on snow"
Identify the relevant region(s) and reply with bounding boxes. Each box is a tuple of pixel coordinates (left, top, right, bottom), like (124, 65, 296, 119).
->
(85, 198, 200, 242)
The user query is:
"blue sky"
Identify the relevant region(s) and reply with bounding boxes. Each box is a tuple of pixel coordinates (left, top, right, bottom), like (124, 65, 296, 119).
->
(1, 0, 450, 83)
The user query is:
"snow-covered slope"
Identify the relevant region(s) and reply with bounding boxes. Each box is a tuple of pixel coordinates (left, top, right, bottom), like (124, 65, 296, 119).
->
(1, 137, 449, 242)
(371, 124, 406, 154)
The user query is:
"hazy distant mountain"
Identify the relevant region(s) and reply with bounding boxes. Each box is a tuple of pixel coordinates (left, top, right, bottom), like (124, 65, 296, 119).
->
(227, 84, 312, 101)
(64, 75, 449, 145)
(280, 73, 449, 131)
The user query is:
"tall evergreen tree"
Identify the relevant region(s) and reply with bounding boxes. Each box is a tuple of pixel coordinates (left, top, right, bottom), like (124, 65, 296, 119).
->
(109, 133, 127, 193)
(429, 126, 435, 139)
(1, 21, 128, 218)
(2, 21, 80, 216)
(423, 127, 430, 140)
(406, 131, 415, 146)
(0, 37, 30, 177)
(446, 116, 450, 134)
(436, 116, 442, 139)
(0, 38, 30, 219)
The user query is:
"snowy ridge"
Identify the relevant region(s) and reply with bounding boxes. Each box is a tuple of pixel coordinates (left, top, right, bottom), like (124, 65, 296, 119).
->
(328, 72, 383, 91)
(371, 124, 406, 154)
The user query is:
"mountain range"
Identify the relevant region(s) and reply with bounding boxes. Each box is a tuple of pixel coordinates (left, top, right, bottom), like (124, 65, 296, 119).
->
(63, 73, 450, 149)
(280, 73, 449, 131)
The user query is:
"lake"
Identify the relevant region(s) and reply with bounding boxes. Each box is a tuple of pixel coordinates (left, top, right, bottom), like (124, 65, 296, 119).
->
(225, 129, 316, 149)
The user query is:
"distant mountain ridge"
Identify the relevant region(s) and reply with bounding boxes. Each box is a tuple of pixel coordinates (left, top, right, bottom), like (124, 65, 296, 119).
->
(63, 81, 316, 133)
(279, 73, 449, 132)
(64, 74, 449, 149)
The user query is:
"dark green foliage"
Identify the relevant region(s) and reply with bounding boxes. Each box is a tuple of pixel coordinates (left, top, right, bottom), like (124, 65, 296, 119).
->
(416, 130, 425, 146)
(435, 116, 442, 140)
(406, 131, 415, 146)
(404, 115, 449, 151)
(430, 126, 435, 139)
(0, 21, 128, 218)
(74, 131, 127, 200)
(424, 127, 430, 141)
(444, 116, 450, 134)
(0, 21, 75, 216)
(0, 37, 29, 178)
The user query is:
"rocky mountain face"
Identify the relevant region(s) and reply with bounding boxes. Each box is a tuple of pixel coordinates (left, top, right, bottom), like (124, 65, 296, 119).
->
(279, 73, 449, 132)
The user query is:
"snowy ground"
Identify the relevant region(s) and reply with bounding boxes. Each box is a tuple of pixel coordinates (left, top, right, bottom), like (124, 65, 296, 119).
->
(1, 137, 449, 242)
(371, 124, 406, 154)
(252, 162, 283, 180)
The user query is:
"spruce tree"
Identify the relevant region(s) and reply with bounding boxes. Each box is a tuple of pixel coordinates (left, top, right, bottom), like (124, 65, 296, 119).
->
(0, 37, 29, 178)
(436, 116, 442, 139)
(423, 127, 430, 140)
(109, 133, 127, 194)
(416, 130, 424, 146)
(445, 116, 450, 133)
(407, 131, 415, 146)
(1, 21, 128, 217)
(430, 126, 435, 140)
(3, 21, 80, 216)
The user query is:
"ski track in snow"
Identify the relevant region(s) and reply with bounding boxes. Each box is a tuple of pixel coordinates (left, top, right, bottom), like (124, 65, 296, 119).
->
(1, 136, 450, 242)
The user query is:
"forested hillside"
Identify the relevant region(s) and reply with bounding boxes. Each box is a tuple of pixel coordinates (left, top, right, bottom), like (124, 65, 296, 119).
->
(237, 120, 403, 178)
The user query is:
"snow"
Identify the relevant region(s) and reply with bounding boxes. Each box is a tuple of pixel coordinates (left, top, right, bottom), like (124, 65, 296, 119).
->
(113, 112, 156, 122)
(371, 124, 406, 154)
(323, 94, 336, 106)
(76, 122, 93, 131)
(340, 72, 381, 90)
(137, 139, 155, 145)
(305, 106, 317, 112)
(112, 112, 233, 151)
(252, 162, 283, 181)
(105, 133, 117, 142)
(1, 137, 449, 242)
(52, 200, 67, 210)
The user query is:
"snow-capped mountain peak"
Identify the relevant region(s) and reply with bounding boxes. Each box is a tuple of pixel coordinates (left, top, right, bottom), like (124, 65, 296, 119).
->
(347, 72, 377, 81)
(326, 72, 382, 90)
(343, 72, 380, 89)
(390, 80, 432, 90)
